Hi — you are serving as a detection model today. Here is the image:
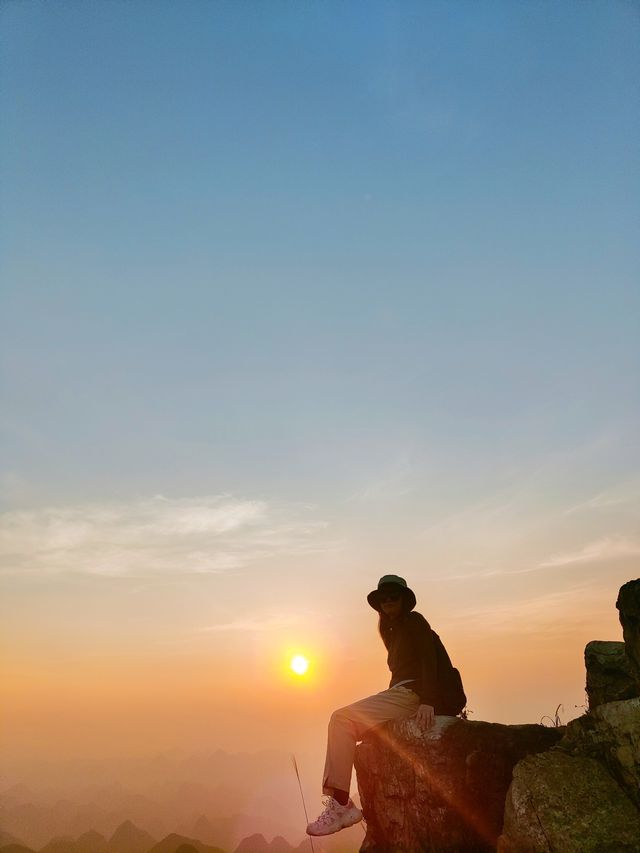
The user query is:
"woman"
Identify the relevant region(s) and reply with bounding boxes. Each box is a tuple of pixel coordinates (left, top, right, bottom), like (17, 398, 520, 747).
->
(306, 574, 444, 838)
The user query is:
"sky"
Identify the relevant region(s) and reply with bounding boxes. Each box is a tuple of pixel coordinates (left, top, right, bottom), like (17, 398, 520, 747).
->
(1, 0, 639, 781)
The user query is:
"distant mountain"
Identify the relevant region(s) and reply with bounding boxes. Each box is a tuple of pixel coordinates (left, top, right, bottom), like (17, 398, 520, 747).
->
(183, 813, 297, 852)
(0, 845, 37, 853)
(232, 835, 298, 853)
(75, 830, 107, 853)
(232, 833, 354, 853)
(0, 801, 50, 849)
(0, 832, 29, 848)
(146, 833, 225, 853)
(1, 748, 311, 847)
(106, 820, 155, 853)
(186, 817, 218, 846)
(233, 835, 277, 853)
(67, 802, 115, 838)
(293, 832, 362, 853)
(38, 836, 81, 853)
(0, 785, 37, 808)
(264, 837, 293, 853)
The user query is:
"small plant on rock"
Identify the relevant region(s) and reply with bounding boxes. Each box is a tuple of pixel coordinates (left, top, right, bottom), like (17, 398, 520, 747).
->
(540, 703, 563, 727)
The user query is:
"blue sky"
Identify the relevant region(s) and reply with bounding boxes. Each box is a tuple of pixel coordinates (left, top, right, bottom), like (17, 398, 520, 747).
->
(1, 1, 639, 758)
(2, 1, 638, 509)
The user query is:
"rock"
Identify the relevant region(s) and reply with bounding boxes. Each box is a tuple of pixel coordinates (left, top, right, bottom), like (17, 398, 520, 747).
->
(497, 751, 640, 853)
(352, 581, 640, 851)
(617, 578, 640, 686)
(561, 696, 640, 807)
(498, 697, 640, 851)
(585, 640, 638, 708)
(354, 715, 563, 853)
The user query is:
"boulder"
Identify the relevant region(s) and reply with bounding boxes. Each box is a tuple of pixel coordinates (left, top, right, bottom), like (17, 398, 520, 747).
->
(498, 697, 640, 851)
(497, 751, 640, 853)
(585, 640, 637, 708)
(561, 696, 640, 807)
(353, 580, 640, 851)
(617, 578, 640, 687)
(354, 715, 562, 853)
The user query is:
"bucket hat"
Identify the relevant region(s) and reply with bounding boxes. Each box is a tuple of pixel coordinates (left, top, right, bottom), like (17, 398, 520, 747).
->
(367, 575, 416, 612)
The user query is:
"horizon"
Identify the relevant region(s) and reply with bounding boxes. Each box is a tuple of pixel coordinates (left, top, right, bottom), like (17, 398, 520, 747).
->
(1, 0, 639, 822)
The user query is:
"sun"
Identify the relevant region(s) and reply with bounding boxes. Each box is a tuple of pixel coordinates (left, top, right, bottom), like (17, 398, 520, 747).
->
(290, 654, 309, 676)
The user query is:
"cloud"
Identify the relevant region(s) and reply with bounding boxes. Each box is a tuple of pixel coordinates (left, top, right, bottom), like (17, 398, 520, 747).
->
(562, 480, 640, 517)
(449, 581, 605, 633)
(0, 494, 330, 578)
(537, 536, 640, 569)
(345, 453, 415, 503)
(434, 534, 640, 581)
(419, 432, 632, 541)
(197, 614, 302, 632)
(436, 563, 536, 582)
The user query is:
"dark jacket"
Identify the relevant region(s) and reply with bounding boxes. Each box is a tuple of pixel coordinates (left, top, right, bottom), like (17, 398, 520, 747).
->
(380, 610, 438, 707)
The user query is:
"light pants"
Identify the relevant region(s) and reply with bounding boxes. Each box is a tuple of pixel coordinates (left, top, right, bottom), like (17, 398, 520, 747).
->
(322, 685, 421, 796)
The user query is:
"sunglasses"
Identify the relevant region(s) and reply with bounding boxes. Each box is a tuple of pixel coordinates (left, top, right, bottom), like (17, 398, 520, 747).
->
(379, 591, 402, 603)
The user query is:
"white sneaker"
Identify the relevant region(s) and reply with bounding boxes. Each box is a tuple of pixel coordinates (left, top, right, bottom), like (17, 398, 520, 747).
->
(306, 795, 363, 836)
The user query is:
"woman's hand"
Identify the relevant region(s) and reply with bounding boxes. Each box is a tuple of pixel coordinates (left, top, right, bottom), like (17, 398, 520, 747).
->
(415, 703, 435, 730)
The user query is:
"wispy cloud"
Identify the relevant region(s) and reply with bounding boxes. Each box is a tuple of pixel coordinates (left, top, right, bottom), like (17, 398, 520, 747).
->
(418, 493, 517, 540)
(0, 494, 330, 578)
(563, 480, 640, 517)
(435, 535, 640, 581)
(345, 453, 415, 503)
(537, 536, 640, 569)
(436, 563, 537, 582)
(197, 614, 302, 632)
(419, 432, 631, 543)
(449, 581, 605, 632)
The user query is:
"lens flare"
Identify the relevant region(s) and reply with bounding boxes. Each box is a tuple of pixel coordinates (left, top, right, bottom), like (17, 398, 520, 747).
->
(290, 654, 309, 675)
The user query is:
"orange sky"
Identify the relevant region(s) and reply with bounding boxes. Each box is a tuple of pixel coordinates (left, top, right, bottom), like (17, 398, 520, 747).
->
(2, 0, 639, 795)
(1, 556, 631, 774)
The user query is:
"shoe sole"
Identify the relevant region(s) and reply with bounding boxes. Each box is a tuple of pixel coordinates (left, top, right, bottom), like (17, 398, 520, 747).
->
(307, 811, 363, 836)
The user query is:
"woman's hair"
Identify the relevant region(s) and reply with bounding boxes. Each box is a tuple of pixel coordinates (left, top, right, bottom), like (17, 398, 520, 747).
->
(377, 595, 412, 641)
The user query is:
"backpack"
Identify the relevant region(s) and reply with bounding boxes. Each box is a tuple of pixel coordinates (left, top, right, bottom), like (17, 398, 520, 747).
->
(432, 630, 467, 716)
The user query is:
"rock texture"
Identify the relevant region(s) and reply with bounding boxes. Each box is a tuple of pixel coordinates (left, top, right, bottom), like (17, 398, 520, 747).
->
(617, 578, 640, 687)
(585, 640, 637, 708)
(354, 715, 562, 853)
(497, 581, 640, 853)
(497, 750, 640, 853)
(355, 578, 640, 853)
(561, 696, 640, 807)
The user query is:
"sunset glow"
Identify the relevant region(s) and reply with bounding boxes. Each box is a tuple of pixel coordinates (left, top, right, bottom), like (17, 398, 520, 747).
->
(1, 7, 638, 853)
(290, 655, 309, 676)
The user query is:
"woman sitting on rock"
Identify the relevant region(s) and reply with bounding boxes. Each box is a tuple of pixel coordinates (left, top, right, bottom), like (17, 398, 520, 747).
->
(306, 574, 465, 838)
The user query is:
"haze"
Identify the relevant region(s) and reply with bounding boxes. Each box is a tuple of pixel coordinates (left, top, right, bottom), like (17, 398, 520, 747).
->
(1, 0, 638, 817)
